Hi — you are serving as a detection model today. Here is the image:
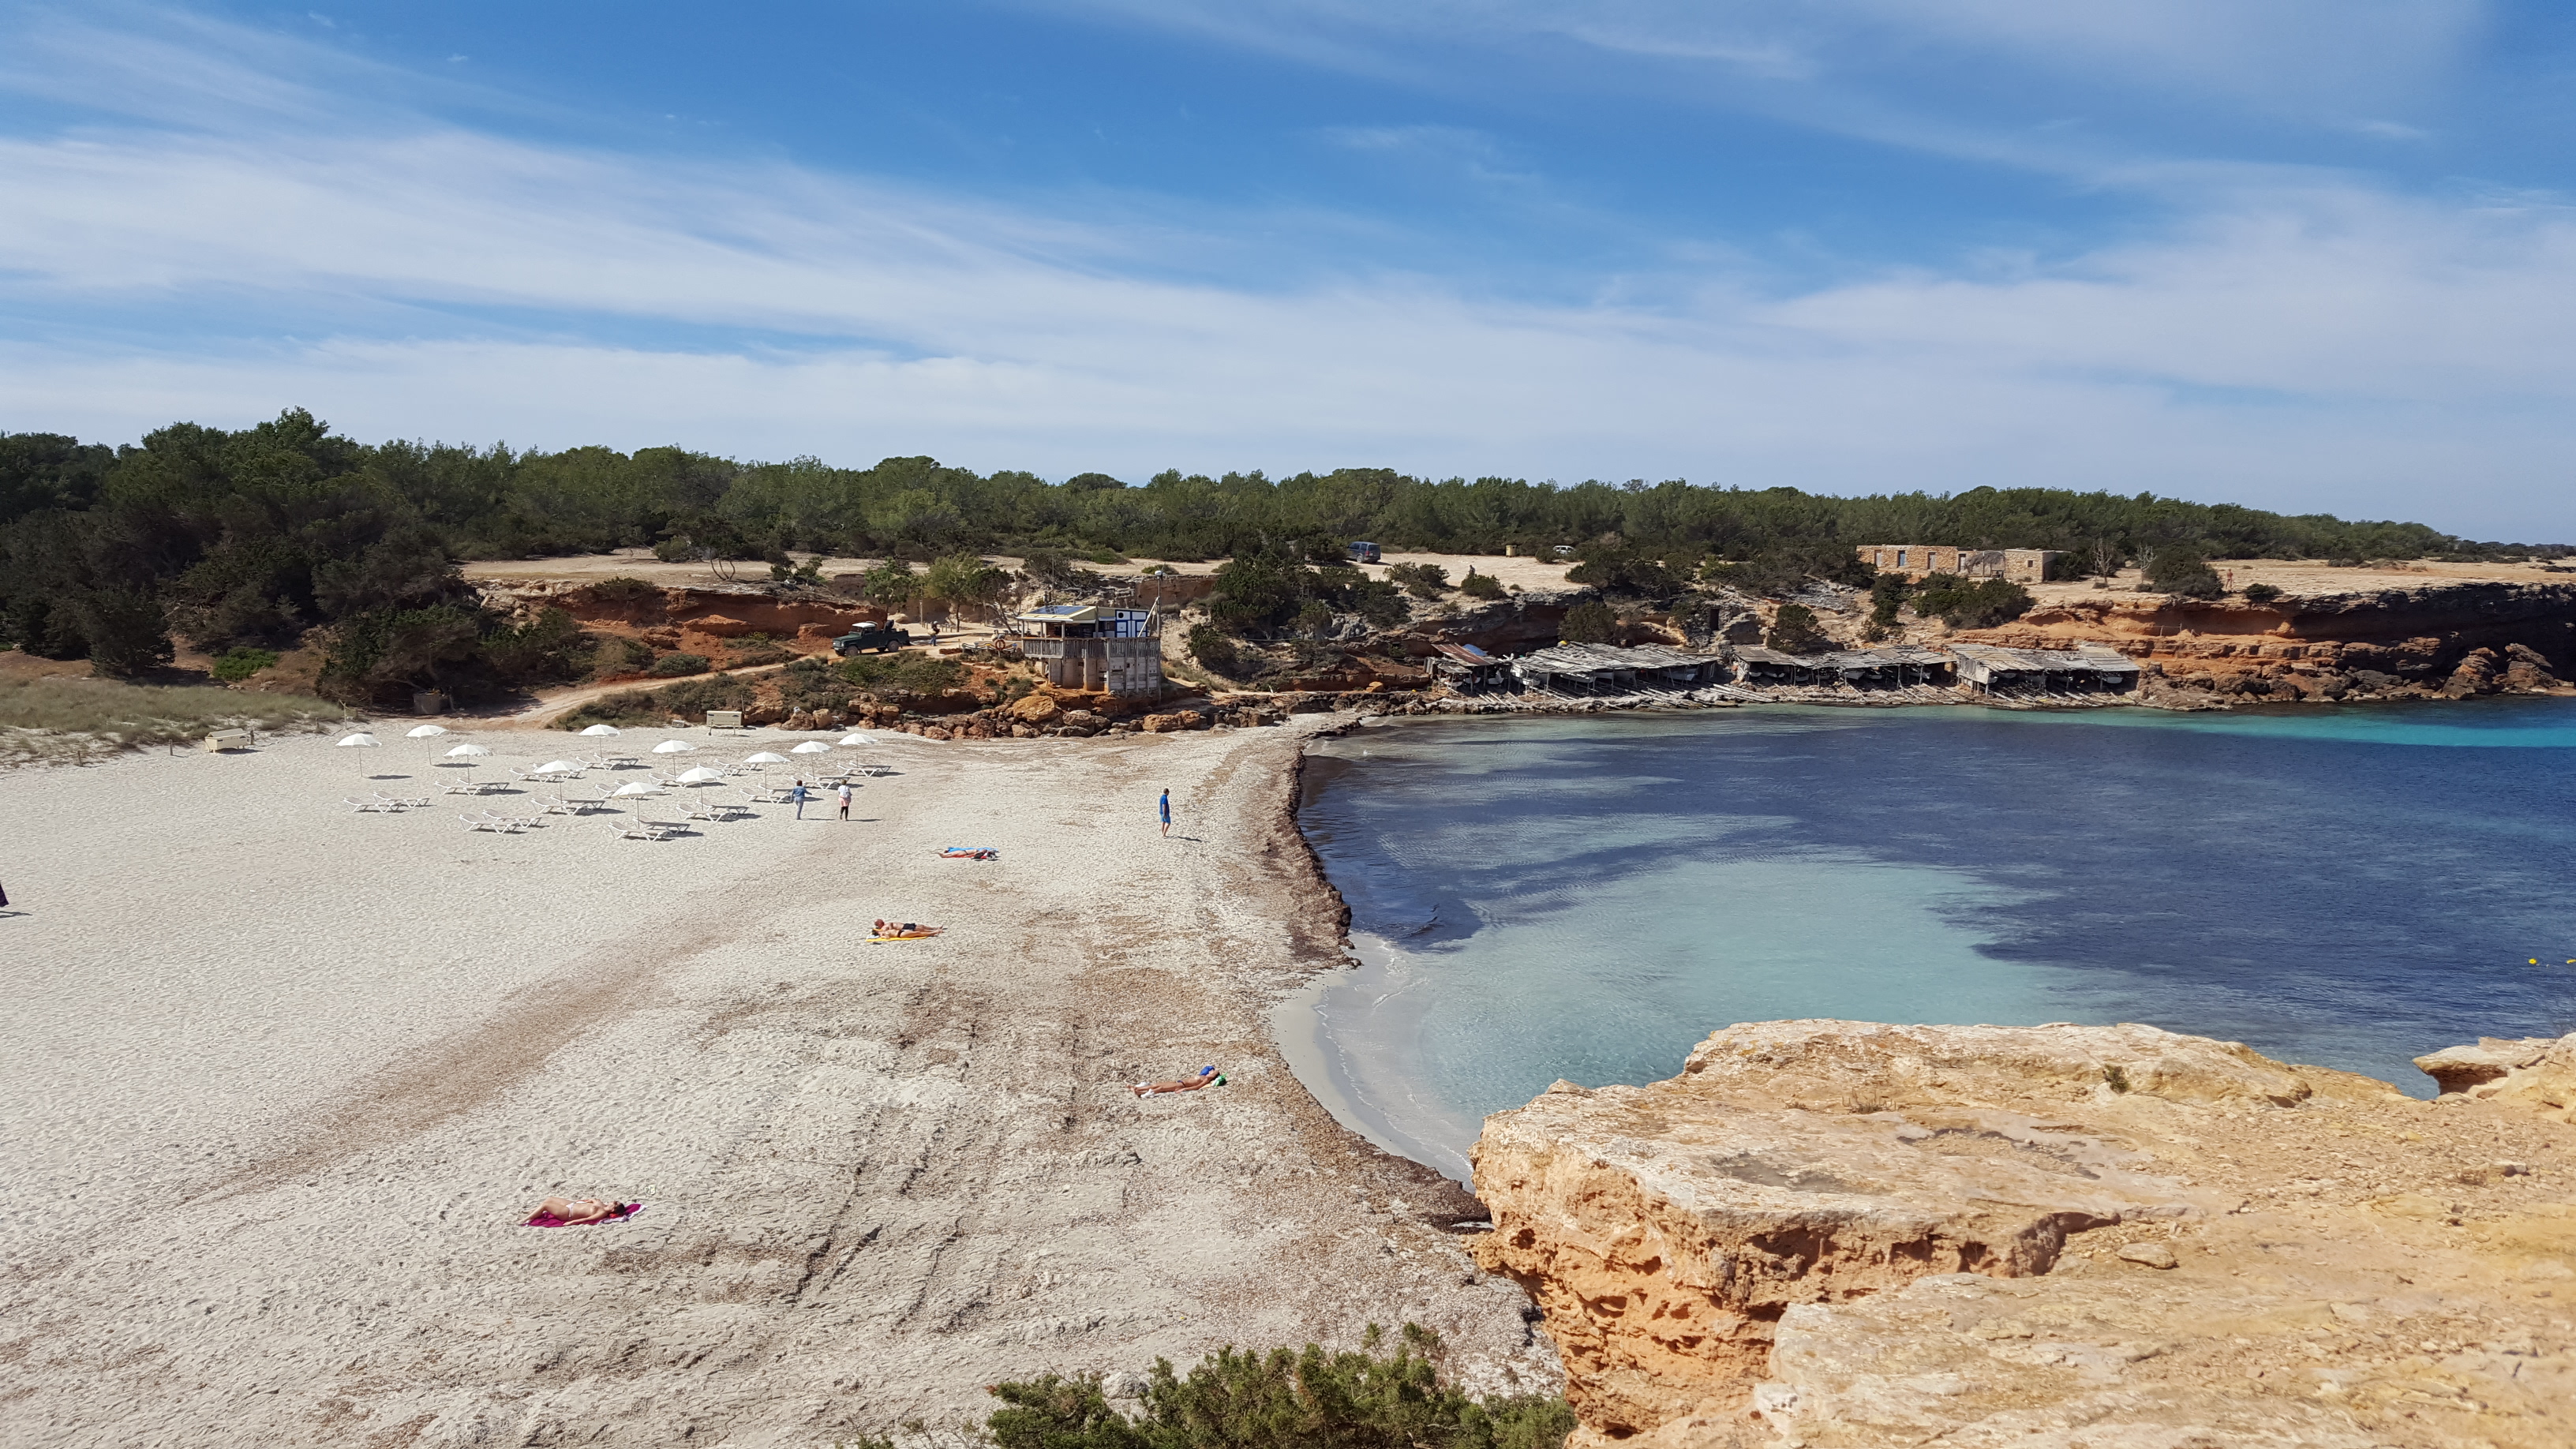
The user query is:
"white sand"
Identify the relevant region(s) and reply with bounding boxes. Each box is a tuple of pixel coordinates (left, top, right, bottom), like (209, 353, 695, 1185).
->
(0, 721, 1552, 1446)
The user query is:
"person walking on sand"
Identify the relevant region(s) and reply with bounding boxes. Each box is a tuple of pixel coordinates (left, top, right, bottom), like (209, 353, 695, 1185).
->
(1159, 788, 1171, 837)
(838, 781, 854, 821)
(790, 780, 811, 819)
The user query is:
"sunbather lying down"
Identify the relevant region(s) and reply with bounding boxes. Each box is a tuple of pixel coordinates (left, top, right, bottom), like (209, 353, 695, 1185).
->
(871, 919, 942, 938)
(525, 1196, 639, 1227)
(938, 846, 998, 859)
(1133, 1065, 1226, 1097)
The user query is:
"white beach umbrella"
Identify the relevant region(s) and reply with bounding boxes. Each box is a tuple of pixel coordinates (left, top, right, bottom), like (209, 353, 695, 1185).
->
(743, 751, 788, 765)
(578, 724, 623, 738)
(676, 766, 725, 784)
(611, 781, 661, 797)
(405, 724, 448, 739)
(837, 733, 872, 746)
(337, 732, 381, 779)
(534, 760, 584, 776)
(652, 739, 696, 755)
(443, 739, 492, 779)
(791, 740, 833, 755)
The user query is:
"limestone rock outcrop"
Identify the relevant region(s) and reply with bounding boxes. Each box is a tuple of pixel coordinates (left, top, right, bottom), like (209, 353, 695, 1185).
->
(2417, 1032, 2576, 1124)
(1470, 1020, 2576, 1449)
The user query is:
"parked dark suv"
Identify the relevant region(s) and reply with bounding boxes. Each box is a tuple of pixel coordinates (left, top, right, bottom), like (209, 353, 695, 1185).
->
(830, 620, 914, 655)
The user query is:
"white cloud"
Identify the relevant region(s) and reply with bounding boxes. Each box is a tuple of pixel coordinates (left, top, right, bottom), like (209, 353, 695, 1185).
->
(1, 5, 2571, 540)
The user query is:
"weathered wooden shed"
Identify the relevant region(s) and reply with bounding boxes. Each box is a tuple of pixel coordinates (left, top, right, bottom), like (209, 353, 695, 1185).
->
(1513, 642, 1722, 695)
(1949, 642, 2140, 695)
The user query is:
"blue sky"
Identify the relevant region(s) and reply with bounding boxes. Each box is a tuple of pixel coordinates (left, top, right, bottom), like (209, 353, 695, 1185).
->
(3, 2, 2574, 538)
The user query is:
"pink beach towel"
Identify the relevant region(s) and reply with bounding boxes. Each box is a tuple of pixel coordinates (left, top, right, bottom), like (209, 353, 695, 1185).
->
(523, 1201, 643, 1228)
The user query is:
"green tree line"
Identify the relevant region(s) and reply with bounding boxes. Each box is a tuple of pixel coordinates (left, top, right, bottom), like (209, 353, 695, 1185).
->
(2, 409, 2552, 691)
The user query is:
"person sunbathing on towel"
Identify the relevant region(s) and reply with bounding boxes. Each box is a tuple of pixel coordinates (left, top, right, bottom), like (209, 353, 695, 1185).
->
(532, 1196, 629, 1226)
(872, 919, 942, 938)
(1133, 1065, 1226, 1097)
(938, 846, 997, 859)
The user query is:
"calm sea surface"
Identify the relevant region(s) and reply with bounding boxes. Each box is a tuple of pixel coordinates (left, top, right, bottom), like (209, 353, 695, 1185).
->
(1289, 700, 2576, 1180)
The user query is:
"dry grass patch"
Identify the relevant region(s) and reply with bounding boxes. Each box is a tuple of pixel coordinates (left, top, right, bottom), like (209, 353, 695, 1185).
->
(0, 674, 352, 767)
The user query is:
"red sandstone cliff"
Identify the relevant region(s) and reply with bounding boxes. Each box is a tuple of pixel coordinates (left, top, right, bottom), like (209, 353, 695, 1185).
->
(1956, 580, 2575, 704)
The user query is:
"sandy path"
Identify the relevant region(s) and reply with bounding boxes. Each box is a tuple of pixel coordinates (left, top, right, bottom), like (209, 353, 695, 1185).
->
(0, 723, 1551, 1447)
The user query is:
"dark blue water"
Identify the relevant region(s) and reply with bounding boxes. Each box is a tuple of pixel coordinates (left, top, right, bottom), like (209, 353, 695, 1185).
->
(1290, 700, 2576, 1178)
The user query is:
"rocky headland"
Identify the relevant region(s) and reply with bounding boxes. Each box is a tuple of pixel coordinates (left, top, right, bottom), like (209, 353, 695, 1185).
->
(1470, 1020, 2576, 1448)
(1957, 579, 2576, 706)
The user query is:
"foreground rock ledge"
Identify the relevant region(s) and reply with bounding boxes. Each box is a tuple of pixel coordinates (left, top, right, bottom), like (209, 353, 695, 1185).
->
(1470, 1020, 2576, 1448)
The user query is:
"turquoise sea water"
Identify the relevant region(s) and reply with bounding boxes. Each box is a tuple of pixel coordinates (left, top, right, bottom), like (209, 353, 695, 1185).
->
(1291, 700, 2576, 1180)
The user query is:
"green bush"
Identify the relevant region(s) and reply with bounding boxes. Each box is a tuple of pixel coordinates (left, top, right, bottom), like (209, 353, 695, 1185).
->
(1910, 575, 2033, 629)
(650, 652, 712, 677)
(1766, 602, 1831, 653)
(837, 651, 964, 694)
(1867, 574, 1910, 630)
(986, 1324, 1574, 1449)
(481, 607, 591, 686)
(2145, 549, 2223, 599)
(589, 576, 661, 605)
(2241, 582, 2283, 605)
(1189, 623, 1244, 676)
(1458, 570, 1506, 601)
(592, 636, 656, 678)
(210, 646, 279, 683)
(76, 588, 176, 678)
(1559, 600, 1616, 644)
(1564, 546, 1680, 597)
(1387, 562, 1451, 599)
(556, 672, 758, 729)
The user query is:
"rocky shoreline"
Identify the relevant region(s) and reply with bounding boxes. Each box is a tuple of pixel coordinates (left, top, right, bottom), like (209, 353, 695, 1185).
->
(1466, 1020, 2576, 1449)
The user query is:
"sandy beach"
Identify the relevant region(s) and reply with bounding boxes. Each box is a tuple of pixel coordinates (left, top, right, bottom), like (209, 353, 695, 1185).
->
(0, 720, 1554, 1446)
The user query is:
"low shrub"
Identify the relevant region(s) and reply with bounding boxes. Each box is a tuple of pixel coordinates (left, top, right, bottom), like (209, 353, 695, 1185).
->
(1189, 623, 1244, 676)
(1458, 570, 1506, 601)
(837, 651, 964, 694)
(1766, 602, 1831, 653)
(2242, 582, 2283, 605)
(728, 634, 792, 667)
(591, 636, 655, 678)
(2145, 549, 2224, 599)
(650, 652, 712, 677)
(1910, 575, 2033, 629)
(554, 672, 757, 730)
(1559, 600, 1617, 644)
(211, 646, 279, 683)
(1387, 562, 1451, 599)
(985, 1324, 1575, 1449)
(588, 576, 661, 605)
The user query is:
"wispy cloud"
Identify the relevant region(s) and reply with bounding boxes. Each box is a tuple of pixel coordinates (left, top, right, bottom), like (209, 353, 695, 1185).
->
(0, 5, 2570, 538)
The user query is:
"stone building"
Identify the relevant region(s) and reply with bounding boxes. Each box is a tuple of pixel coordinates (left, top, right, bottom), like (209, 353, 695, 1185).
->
(1855, 545, 2060, 584)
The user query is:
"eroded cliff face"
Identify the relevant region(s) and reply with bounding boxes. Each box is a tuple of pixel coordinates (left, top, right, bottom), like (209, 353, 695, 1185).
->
(1956, 581, 2576, 704)
(1470, 1020, 2576, 1449)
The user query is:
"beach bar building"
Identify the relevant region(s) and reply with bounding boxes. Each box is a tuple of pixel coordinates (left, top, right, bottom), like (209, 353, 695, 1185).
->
(1000, 604, 1166, 695)
(1949, 642, 2140, 696)
(1513, 642, 1723, 695)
